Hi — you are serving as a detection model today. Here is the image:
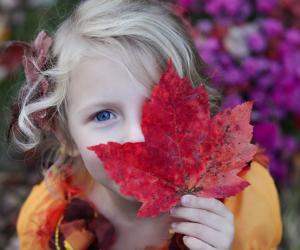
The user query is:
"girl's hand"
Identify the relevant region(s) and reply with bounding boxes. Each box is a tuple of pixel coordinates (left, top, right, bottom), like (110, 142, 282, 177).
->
(169, 194, 234, 250)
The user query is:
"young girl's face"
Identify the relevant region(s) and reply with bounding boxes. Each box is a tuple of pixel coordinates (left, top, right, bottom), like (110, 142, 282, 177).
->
(67, 57, 159, 200)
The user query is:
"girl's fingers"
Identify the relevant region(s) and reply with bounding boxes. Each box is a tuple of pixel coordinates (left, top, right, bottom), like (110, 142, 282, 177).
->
(170, 206, 232, 232)
(172, 222, 232, 249)
(180, 195, 234, 220)
(182, 236, 215, 250)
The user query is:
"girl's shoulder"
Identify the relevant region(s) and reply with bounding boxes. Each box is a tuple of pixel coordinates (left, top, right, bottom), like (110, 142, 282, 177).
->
(16, 179, 64, 250)
(16, 166, 108, 250)
(224, 157, 283, 249)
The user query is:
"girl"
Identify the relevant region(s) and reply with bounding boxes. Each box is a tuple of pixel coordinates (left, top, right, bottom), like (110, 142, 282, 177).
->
(8, 0, 282, 249)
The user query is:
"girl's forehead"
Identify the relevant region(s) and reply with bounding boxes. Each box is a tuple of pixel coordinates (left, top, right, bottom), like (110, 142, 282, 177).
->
(67, 57, 153, 111)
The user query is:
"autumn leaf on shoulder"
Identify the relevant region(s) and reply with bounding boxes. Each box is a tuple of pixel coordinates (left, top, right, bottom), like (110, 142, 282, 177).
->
(88, 58, 257, 218)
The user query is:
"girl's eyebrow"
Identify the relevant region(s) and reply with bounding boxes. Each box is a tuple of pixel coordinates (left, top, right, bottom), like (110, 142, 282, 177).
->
(77, 101, 123, 114)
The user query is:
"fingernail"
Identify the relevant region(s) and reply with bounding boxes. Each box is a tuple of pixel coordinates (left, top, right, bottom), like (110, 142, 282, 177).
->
(171, 222, 177, 228)
(181, 195, 190, 205)
(170, 208, 176, 214)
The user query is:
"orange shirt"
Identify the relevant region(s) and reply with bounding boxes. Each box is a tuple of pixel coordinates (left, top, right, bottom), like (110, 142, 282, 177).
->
(16, 160, 282, 250)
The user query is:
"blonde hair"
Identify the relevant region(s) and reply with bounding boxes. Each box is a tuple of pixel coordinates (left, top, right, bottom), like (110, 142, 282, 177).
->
(10, 0, 222, 160)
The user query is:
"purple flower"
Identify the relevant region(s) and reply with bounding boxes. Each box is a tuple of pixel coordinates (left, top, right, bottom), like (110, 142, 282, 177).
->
(253, 122, 282, 151)
(271, 107, 286, 120)
(281, 136, 298, 154)
(247, 31, 267, 53)
(284, 52, 300, 76)
(256, 0, 278, 13)
(196, 37, 220, 65)
(269, 61, 281, 78)
(269, 158, 289, 182)
(260, 106, 275, 119)
(242, 57, 269, 78)
(205, 37, 220, 50)
(272, 77, 300, 114)
(255, 61, 280, 89)
(285, 29, 300, 45)
(287, 85, 300, 115)
(196, 20, 213, 34)
(257, 74, 273, 89)
(223, 66, 245, 85)
(219, 52, 232, 66)
(207, 65, 223, 86)
(177, 0, 194, 8)
(221, 94, 243, 109)
(222, 0, 244, 16)
(203, 0, 252, 20)
(249, 89, 267, 107)
(176, 0, 200, 11)
(260, 18, 283, 37)
(204, 0, 222, 16)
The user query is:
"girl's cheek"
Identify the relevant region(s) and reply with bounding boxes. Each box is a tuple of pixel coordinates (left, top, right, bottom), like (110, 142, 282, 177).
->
(70, 126, 137, 200)
(81, 150, 108, 180)
(79, 148, 137, 201)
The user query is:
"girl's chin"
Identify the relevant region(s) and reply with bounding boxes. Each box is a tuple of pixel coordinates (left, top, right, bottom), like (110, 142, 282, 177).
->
(107, 179, 137, 202)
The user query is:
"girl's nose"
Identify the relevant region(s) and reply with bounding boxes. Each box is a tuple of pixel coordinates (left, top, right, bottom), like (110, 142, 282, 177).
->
(122, 122, 145, 143)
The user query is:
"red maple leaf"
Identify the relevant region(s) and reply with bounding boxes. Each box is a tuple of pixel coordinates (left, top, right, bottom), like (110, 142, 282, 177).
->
(88, 58, 258, 218)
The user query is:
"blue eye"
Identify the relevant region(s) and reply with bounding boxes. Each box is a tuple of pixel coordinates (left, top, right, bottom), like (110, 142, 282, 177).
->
(94, 110, 115, 122)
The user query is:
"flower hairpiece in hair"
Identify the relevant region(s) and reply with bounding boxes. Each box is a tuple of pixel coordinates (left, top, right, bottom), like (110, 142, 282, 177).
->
(1, 30, 55, 138)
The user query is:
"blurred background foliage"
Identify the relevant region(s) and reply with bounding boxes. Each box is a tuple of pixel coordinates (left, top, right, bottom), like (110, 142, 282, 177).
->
(0, 0, 299, 249)
(0, 1, 80, 249)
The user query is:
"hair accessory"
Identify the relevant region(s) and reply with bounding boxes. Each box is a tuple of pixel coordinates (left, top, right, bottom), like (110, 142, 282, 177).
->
(2, 30, 55, 141)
